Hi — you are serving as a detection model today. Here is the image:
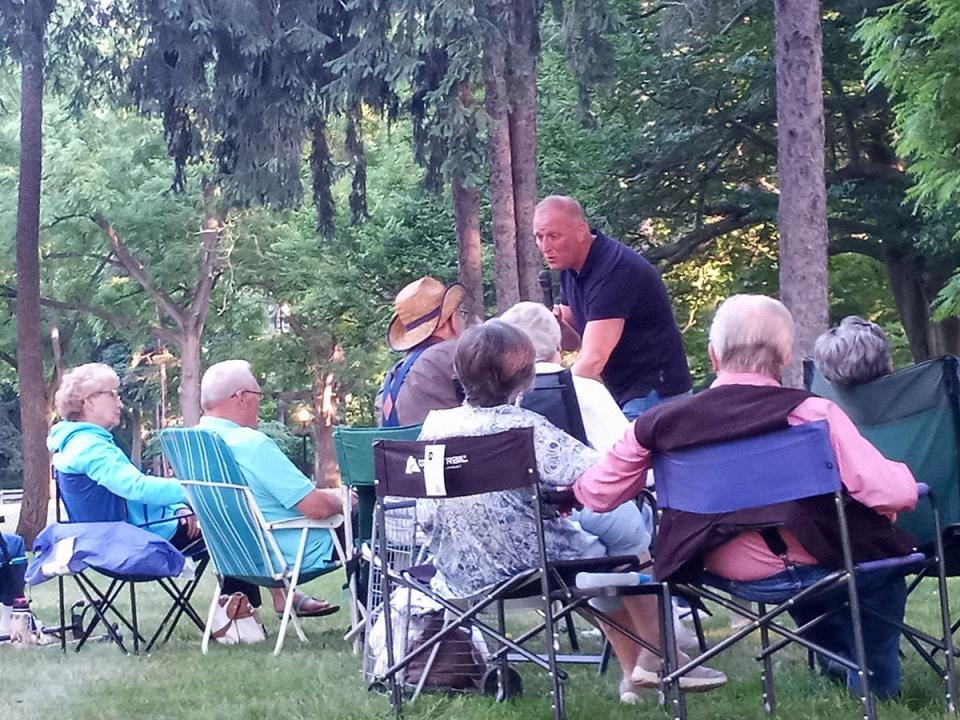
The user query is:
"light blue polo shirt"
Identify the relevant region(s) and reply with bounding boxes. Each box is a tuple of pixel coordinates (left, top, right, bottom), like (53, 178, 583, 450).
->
(197, 416, 334, 570)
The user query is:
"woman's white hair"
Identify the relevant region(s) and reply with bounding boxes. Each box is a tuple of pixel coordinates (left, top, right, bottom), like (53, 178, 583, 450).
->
(709, 294, 795, 377)
(201, 359, 256, 410)
(499, 301, 561, 362)
(55, 363, 118, 420)
(814, 316, 892, 386)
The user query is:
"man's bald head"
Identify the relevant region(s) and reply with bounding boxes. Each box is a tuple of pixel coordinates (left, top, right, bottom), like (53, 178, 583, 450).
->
(535, 195, 586, 222)
(708, 294, 795, 379)
(533, 195, 593, 271)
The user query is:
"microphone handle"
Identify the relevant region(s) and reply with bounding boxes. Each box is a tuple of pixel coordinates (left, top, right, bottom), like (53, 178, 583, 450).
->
(539, 271, 554, 308)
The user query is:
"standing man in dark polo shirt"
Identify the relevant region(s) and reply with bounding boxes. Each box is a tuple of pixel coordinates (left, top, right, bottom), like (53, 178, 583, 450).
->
(534, 195, 691, 419)
(375, 276, 467, 427)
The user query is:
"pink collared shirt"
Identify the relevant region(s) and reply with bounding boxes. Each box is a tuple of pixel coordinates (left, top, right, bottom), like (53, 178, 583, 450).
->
(573, 371, 918, 580)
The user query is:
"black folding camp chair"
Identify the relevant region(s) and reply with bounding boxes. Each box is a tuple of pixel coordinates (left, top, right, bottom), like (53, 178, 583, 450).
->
(520, 369, 589, 445)
(371, 428, 665, 720)
(49, 470, 207, 654)
(651, 421, 930, 720)
(805, 356, 960, 712)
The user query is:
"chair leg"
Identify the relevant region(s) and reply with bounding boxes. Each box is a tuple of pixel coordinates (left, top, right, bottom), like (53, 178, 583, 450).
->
(597, 638, 611, 677)
(758, 601, 775, 714)
(563, 607, 580, 653)
(275, 528, 309, 656)
(659, 583, 686, 720)
(845, 573, 876, 720)
(201, 583, 219, 655)
(57, 575, 67, 654)
(130, 583, 140, 655)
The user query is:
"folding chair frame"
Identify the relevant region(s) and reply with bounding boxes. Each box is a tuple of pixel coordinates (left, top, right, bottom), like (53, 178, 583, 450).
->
(181, 479, 347, 656)
(652, 422, 933, 720)
(50, 478, 208, 655)
(371, 429, 670, 720)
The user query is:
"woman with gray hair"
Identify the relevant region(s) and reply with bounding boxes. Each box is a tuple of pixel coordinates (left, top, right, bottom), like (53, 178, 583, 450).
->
(418, 320, 725, 700)
(814, 316, 893, 386)
(500, 301, 628, 452)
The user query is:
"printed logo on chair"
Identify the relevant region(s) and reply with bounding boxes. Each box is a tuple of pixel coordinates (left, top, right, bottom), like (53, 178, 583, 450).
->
(423, 444, 447, 496)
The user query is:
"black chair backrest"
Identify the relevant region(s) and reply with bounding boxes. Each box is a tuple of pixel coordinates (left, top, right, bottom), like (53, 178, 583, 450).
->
(520, 370, 588, 445)
(373, 428, 539, 499)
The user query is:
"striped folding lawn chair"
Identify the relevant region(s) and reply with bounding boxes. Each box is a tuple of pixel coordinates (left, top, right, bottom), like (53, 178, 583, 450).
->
(160, 428, 347, 655)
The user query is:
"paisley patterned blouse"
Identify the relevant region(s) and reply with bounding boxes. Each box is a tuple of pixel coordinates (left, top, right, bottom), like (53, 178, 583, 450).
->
(418, 404, 600, 597)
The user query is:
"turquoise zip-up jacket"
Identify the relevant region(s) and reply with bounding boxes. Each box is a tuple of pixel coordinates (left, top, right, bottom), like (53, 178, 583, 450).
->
(47, 421, 186, 540)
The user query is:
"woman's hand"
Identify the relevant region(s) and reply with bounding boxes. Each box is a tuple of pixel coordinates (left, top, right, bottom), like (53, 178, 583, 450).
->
(176, 507, 200, 538)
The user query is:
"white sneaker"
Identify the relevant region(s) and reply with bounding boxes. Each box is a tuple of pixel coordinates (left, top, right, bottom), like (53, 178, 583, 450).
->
(632, 662, 728, 693)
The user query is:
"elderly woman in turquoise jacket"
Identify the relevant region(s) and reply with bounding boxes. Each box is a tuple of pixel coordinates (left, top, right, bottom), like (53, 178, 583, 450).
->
(47, 363, 196, 540)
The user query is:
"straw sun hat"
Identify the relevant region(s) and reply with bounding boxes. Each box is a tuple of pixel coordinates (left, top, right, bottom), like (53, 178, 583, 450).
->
(387, 277, 466, 351)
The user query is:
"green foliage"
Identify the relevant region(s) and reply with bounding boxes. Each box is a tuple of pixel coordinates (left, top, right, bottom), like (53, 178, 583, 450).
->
(859, 0, 960, 211)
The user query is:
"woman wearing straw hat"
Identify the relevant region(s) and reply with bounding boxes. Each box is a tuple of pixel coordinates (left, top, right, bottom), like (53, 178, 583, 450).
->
(376, 277, 468, 427)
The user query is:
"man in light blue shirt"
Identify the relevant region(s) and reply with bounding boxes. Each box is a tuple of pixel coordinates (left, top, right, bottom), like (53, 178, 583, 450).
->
(199, 360, 345, 618)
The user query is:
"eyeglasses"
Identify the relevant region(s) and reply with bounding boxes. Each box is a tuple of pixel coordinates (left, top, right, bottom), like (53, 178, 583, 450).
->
(87, 389, 120, 401)
(232, 389, 263, 399)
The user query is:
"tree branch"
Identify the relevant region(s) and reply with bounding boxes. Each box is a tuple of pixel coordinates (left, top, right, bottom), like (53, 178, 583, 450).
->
(0, 285, 178, 344)
(90, 212, 186, 330)
(823, 68, 861, 165)
(186, 183, 224, 334)
(646, 214, 764, 267)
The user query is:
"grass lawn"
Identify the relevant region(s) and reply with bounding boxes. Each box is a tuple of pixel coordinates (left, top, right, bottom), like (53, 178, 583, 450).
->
(2, 569, 959, 720)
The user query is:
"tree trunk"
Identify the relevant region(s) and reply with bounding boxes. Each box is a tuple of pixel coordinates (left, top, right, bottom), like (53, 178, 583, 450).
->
(178, 331, 202, 426)
(884, 250, 960, 361)
(15, 0, 54, 545)
(508, 0, 541, 302)
(774, 0, 829, 387)
(484, 19, 521, 312)
(312, 371, 339, 487)
(452, 177, 484, 322)
(130, 405, 143, 467)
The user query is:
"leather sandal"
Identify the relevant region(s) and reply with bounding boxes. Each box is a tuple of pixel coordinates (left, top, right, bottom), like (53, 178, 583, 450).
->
(276, 593, 340, 619)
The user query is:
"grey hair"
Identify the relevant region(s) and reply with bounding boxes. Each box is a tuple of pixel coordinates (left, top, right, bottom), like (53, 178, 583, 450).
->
(709, 294, 795, 377)
(55, 363, 119, 420)
(454, 320, 536, 407)
(814, 316, 892, 386)
(499, 301, 561, 362)
(201, 359, 256, 410)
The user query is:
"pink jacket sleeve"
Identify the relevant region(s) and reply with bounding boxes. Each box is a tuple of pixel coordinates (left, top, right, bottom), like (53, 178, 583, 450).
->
(791, 398, 918, 515)
(573, 423, 653, 512)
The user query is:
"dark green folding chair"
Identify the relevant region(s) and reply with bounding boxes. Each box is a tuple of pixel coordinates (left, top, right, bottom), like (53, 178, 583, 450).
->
(805, 356, 960, 711)
(333, 424, 421, 649)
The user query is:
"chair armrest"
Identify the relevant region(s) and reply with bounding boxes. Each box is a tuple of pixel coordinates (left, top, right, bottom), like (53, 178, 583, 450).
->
(266, 514, 344, 531)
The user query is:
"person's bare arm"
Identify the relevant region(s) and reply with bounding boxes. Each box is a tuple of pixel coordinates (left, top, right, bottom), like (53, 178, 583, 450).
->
(295, 488, 344, 519)
(572, 318, 625, 380)
(556, 304, 581, 351)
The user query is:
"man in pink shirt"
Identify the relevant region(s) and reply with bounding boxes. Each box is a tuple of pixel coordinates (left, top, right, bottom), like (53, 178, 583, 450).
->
(574, 294, 918, 699)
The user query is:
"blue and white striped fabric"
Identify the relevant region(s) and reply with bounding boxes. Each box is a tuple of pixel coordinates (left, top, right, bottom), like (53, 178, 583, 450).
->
(161, 429, 284, 586)
(161, 428, 338, 589)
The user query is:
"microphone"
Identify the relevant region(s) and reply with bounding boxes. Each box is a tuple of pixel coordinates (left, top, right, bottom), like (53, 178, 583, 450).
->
(539, 270, 554, 308)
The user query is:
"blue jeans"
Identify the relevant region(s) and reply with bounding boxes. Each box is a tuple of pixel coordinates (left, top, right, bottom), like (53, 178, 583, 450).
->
(572, 502, 652, 559)
(621, 389, 691, 421)
(0, 532, 26, 605)
(621, 391, 663, 421)
(701, 565, 907, 699)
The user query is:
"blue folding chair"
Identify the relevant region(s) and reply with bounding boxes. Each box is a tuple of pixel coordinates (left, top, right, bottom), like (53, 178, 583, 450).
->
(161, 428, 346, 655)
(45, 469, 207, 654)
(652, 421, 927, 720)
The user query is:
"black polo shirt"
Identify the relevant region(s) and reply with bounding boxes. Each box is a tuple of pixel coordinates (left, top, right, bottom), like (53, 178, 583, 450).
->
(559, 230, 691, 405)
